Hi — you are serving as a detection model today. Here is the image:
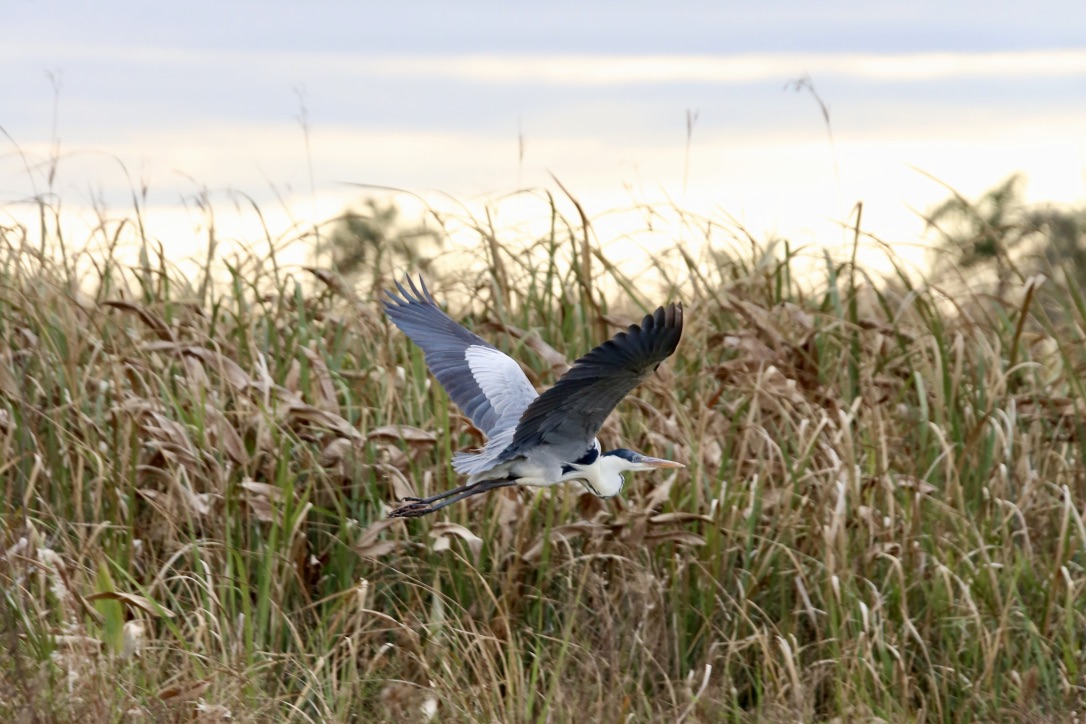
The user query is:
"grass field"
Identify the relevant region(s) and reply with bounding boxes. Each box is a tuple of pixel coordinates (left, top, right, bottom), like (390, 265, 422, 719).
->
(1, 197, 1085, 722)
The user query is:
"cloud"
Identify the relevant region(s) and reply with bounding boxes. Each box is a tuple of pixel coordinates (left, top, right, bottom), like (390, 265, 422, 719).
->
(349, 50, 1086, 85)
(6, 43, 1086, 86)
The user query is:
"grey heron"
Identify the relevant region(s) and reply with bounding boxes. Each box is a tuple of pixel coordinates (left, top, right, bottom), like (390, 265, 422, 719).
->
(383, 276, 684, 518)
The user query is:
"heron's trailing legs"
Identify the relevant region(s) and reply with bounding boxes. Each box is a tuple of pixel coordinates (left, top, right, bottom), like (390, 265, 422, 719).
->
(388, 475, 518, 518)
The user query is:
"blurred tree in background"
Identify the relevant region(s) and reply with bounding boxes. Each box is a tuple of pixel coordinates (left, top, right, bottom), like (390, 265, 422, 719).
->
(326, 198, 442, 293)
(1025, 203, 1086, 281)
(926, 173, 1086, 295)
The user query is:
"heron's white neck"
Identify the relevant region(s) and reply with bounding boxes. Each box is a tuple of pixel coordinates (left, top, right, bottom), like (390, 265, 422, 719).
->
(564, 453, 639, 498)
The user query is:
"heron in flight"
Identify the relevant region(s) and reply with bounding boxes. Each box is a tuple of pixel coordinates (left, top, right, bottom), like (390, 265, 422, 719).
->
(383, 276, 683, 518)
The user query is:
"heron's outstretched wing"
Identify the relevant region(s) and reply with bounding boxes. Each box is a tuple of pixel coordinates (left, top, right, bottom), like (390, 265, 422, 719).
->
(500, 303, 683, 461)
(383, 276, 538, 438)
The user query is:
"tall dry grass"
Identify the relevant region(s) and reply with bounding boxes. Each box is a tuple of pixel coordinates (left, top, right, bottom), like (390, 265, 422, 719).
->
(1, 195, 1085, 722)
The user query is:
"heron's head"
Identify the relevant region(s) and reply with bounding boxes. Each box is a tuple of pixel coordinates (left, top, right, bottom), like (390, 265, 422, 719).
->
(582, 448, 684, 498)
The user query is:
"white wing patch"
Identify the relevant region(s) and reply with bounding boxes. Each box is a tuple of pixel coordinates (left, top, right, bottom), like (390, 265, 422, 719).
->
(464, 345, 538, 423)
(454, 345, 539, 475)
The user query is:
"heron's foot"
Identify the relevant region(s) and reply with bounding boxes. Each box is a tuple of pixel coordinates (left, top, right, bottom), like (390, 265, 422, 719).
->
(388, 501, 434, 518)
(400, 496, 423, 502)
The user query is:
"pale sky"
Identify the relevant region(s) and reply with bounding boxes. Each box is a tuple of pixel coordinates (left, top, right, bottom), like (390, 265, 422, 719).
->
(2, 1, 1085, 278)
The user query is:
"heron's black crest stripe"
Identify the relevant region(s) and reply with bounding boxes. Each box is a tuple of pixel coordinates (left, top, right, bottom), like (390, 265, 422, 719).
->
(603, 448, 638, 462)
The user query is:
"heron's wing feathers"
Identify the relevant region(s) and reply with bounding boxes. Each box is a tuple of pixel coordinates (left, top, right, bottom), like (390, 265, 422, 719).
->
(383, 276, 538, 437)
(502, 303, 683, 460)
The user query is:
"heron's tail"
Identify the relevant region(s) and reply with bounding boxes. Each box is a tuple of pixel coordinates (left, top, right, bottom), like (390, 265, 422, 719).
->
(451, 427, 516, 475)
(451, 450, 489, 475)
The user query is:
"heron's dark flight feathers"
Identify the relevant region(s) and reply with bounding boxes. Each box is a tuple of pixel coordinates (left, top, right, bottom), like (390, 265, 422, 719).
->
(500, 303, 683, 463)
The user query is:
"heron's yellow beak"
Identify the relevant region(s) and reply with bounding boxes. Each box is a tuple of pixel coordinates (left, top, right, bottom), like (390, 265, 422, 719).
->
(640, 456, 684, 469)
